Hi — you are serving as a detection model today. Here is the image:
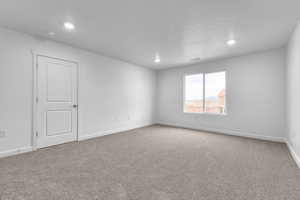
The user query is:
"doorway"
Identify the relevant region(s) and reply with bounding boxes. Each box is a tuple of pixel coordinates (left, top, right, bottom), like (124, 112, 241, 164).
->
(35, 55, 78, 148)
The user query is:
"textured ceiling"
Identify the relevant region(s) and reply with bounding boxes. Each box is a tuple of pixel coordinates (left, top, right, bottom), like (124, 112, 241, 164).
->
(0, 0, 299, 69)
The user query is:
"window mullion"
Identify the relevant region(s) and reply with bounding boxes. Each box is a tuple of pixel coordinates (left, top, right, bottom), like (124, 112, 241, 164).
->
(203, 73, 205, 113)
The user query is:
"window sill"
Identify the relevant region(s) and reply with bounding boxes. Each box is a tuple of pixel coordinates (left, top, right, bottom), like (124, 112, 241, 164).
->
(183, 111, 227, 116)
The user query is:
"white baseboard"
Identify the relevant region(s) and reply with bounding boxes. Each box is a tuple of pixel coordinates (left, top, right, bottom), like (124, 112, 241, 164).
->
(1, 122, 299, 169)
(0, 122, 154, 159)
(286, 140, 300, 168)
(78, 121, 154, 141)
(157, 121, 300, 168)
(0, 146, 33, 159)
(157, 121, 285, 143)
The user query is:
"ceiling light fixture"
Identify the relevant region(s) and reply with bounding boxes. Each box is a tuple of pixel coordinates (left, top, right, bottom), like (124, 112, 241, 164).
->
(48, 32, 55, 36)
(64, 22, 75, 30)
(155, 57, 160, 63)
(155, 55, 160, 63)
(191, 57, 201, 62)
(227, 39, 236, 46)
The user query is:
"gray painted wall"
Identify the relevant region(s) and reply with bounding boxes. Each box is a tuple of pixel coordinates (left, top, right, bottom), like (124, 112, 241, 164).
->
(156, 48, 286, 140)
(0, 27, 156, 153)
(0, 25, 295, 160)
(286, 21, 300, 160)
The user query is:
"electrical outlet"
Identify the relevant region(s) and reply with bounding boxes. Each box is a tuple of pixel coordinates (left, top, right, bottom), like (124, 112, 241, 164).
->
(0, 130, 6, 138)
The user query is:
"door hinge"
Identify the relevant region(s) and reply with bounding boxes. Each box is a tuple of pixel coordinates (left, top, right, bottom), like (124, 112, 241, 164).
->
(36, 131, 38, 137)
(36, 97, 39, 103)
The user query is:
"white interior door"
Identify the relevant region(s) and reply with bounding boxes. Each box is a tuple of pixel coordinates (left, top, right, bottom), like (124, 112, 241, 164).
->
(36, 55, 78, 148)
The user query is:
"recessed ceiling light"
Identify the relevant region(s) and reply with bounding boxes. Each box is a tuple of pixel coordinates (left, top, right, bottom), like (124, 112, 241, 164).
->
(154, 54, 161, 63)
(227, 39, 236, 46)
(155, 57, 160, 63)
(48, 32, 55, 36)
(64, 22, 75, 30)
(191, 57, 201, 62)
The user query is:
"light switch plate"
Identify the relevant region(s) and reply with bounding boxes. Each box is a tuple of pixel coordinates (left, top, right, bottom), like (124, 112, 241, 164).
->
(0, 130, 6, 138)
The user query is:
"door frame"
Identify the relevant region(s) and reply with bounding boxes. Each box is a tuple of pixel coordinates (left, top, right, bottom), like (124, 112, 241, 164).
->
(31, 50, 79, 150)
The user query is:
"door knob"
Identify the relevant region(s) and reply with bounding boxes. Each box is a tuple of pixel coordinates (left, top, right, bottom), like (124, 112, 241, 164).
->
(73, 104, 78, 108)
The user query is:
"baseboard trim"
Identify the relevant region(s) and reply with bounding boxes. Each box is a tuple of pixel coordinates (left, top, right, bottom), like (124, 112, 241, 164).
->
(0, 122, 154, 159)
(0, 146, 33, 159)
(1, 123, 298, 169)
(78, 121, 154, 141)
(286, 140, 300, 168)
(157, 121, 285, 143)
(157, 121, 300, 168)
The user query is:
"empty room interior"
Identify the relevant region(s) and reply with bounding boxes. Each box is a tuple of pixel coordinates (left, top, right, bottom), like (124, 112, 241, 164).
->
(1, 0, 300, 199)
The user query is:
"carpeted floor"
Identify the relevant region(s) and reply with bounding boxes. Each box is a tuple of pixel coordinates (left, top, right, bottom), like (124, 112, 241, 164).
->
(0, 125, 300, 200)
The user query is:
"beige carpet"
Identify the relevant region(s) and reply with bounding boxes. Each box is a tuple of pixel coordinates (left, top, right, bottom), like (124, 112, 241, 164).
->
(0, 125, 300, 200)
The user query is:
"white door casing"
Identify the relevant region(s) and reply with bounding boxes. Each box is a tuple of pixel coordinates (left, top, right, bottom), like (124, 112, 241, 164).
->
(36, 55, 78, 148)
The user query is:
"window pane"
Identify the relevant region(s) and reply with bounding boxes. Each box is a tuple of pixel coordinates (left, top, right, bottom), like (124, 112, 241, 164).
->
(184, 74, 204, 113)
(205, 72, 226, 114)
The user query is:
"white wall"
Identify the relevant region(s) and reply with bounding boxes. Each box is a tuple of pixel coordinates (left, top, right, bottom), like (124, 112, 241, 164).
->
(0, 27, 156, 154)
(286, 21, 300, 162)
(0, 25, 292, 158)
(156, 48, 286, 141)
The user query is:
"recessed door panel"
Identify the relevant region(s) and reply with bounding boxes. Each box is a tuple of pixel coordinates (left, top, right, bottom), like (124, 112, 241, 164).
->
(37, 56, 78, 148)
(46, 110, 72, 136)
(47, 63, 73, 102)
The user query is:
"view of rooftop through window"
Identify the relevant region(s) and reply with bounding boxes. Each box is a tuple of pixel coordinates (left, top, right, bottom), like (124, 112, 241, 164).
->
(184, 71, 226, 114)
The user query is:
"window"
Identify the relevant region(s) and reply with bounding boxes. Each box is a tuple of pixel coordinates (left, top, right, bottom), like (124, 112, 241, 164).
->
(184, 74, 204, 113)
(184, 71, 226, 114)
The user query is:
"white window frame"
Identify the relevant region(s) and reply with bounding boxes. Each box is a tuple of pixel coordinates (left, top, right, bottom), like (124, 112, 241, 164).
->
(183, 71, 227, 115)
